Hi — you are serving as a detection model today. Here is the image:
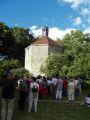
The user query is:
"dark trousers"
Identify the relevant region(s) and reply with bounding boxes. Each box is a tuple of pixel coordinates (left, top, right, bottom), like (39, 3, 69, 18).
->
(51, 85, 57, 99)
(19, 91, 28, 110)
(63, 87, 67, 97)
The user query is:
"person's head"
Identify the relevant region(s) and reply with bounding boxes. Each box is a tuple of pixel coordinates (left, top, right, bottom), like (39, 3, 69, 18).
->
(64, 77, 67, 80)
(7, 72, 13, 80)
(32, 77, 36, 82)
(37, 75, 42, 79)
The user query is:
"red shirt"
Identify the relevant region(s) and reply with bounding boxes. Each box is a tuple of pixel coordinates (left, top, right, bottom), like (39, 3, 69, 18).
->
(63, 79, 68, 88)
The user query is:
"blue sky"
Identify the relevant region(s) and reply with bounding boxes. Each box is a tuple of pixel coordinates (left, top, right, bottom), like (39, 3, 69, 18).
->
(0, 0, 90, 40)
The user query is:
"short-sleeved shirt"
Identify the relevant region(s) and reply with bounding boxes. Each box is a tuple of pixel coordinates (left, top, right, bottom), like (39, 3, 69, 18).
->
(51, 78, 57, 86)
(68, 82, 75, 93)
(30, 82, 39, 92)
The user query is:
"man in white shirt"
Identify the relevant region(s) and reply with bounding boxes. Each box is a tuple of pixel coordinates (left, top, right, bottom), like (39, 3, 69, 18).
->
(29, 77, 39, 112)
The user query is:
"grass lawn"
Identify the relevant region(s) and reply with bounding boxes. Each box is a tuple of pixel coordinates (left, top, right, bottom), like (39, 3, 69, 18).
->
(0, 88, 90, 120)
(12, 101, 90, 120)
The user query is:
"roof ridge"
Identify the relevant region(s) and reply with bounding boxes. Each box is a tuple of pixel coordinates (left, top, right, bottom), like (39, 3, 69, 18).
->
(31, 36, 59, 46)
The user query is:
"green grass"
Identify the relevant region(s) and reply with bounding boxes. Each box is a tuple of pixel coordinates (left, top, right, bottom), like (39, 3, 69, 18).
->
(12, 101, 90, 120)
(0, 88, 90, 120)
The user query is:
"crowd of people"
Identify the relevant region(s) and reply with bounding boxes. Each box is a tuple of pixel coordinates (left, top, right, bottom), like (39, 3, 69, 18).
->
(0, 71, 90, 120)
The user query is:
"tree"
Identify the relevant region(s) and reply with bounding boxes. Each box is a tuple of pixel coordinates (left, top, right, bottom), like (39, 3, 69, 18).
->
(12, 27, 34, 64)
(0, 22, 34, 65)
(41, 54, 65, 76)
(12, 67, 30, 78)
(41, 30, 90, 80)
(62, 30, 90, 79)
(0, 59, 21, 78)
(0, 22, 15, 59)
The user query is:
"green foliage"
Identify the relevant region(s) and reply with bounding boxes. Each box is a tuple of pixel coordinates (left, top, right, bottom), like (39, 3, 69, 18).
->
(0, 59, 21, 77)
(0, 59, 30, 78)
(41, 30, 90, 80)
(0, 22, 15, 58)
(0, 22, 34, 64)
(41, 54, 65, 77)
(11, 27, 34, 63)
(12, 27, 34, 47)
(11, 67, 30, 77)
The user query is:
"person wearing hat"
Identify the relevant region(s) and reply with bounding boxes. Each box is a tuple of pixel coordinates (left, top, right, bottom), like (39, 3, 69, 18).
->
(0, 72, 16, 120)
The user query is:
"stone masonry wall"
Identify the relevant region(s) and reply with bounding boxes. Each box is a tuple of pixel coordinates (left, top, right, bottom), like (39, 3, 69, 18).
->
(48, 44, 62, 55)
(25, 44, 48, 76)
(25, 46, 32, 72)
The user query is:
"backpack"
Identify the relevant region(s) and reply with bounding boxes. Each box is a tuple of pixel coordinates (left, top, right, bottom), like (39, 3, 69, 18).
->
(31, 83, 38, 93)
(20, 81, 27, 91)
(77, 80, 81, 85)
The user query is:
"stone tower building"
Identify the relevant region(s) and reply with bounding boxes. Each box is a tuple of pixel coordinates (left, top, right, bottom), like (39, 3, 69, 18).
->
(25, 26, 62, 76)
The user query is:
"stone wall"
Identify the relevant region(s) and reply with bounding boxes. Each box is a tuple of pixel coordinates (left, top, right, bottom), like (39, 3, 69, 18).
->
(25, 46, 32, 72)
(25, 43, 62, 76)
(25, 44, 48, 76)
(48, 44, 62, 55)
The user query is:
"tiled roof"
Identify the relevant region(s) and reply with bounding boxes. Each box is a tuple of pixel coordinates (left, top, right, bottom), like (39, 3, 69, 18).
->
(31, 36, 59, 46)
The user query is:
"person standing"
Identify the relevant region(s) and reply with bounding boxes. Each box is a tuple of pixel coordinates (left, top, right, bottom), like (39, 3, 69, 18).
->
(0, 72, 16, 120)
(29, 77, 39, 112)
(77, 77, 82, 95)
(63, 77, 68, 97)
(18, 77, 28, 111)
(56, 77, 63, 100)
(67, 78, 75, 105)
(51, 75, 58, 99)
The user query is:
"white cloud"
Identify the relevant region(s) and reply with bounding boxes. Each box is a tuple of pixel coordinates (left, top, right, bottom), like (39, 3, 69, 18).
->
(31, 25, 38, 30)
(64, 0, 84, 8)
(57, 0, 90, 27)
(81, 8, 90, 15)
(74, 17, 83, 25)
(30, 25, 90, 40)
(30, 25, 75, 40)
(58, 0, 90, 9)
(84, 27, 90, 34)
(30, 25, 42, 37)
(49, 27, 75, 40)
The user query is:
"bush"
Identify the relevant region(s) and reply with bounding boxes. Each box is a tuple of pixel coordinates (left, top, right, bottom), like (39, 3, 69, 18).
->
(0, 59, 21, 78)
(11, 67, 30, 77)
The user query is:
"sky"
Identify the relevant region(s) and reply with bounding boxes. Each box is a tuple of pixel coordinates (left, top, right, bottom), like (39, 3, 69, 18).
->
(0, 0, 90, 40)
